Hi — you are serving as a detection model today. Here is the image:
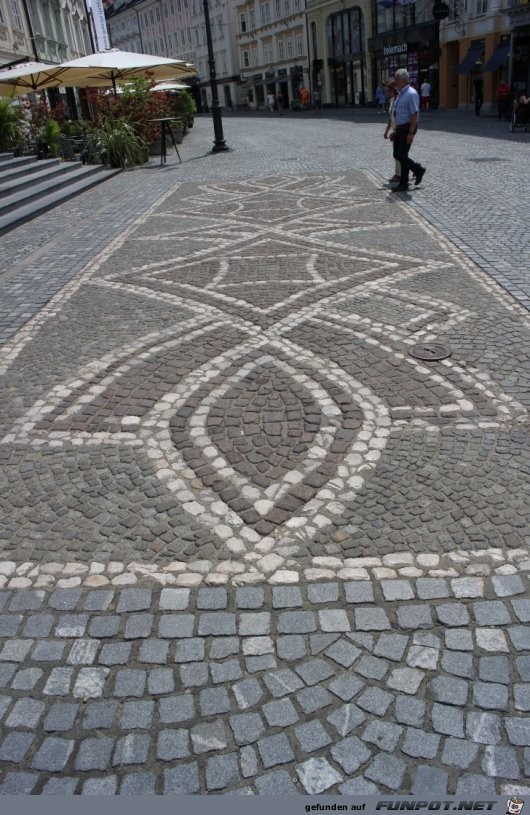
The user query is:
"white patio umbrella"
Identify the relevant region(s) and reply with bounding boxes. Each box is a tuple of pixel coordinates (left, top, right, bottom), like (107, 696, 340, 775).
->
(0, 61, 67, 97)
(55, 49, 197, 94)
(151, 81, 191, 92)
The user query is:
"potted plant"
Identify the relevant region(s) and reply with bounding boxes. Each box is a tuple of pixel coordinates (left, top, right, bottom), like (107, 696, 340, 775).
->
(38, 118, 62, 158)
(83, 117, 147, 169)
(0, 99, 26, 153)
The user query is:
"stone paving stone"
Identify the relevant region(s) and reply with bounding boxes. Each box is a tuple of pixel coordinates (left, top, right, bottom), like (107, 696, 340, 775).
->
(206, 753, 241, 791)
(430, 676, 469, 706)
(476, 628, 509, 652)
(505, 718, 530, 747)
(362, 721, 403, 752)
(180, 661, 209, 687)
(330, 735, 372, 774)
(82, 700, 118, 730)
(416, 578, 449, 599)
(191, 721, 228, 754)
(294, 720, 332, 752)
(240, 744, 258, 777)
(364, 753, 406, 790)
(355, 607, 390, 630)
(243, 635, 274, 656)
(473, 680, 509, 710)
(381, 579, 414, 601)
(412, 766, 448, 794)
(0, 639, 33, 662)
(0, 772, 39, 794)
(113, 733, 150, 766)
(210, 659, 243, 684)
(113, 668, 146, 697)
(198, 612, 236, 636)
(124, 613, 154, 639)
(515, 684, 530, 711)
(509, 627, 530, 652)
(233, 678, 264, 709)
(253, 770, 299, 795)
(210, 637, 239, 659)
(88, 615, 120, 638)
(83, 590, 114, 611)
(158, 694, 195, 724)
(49, 589, 82, 610)
(479, 655, 510, 684)
(441, 650, 473, 678)
(246, 654, 276, 673)
(324, 638, 361, 668)
(200, 687, 231, 716)
(394, 695, 425, 727)
(239, 612, 271, 635)
(120, 700, 154, 729)
(308, 582, 339, 603)
(387, 666, 424, 693)
(99, 642, 132, 665)
(402, 727, 441, 759)
(396, 605, 433, 629)
(296, 757, 342, 794)
(432, 702, 465, 737)
(0, 691, 12, 719)
(339, 778, 380, 795)
(7, 591, 43, 611)
(120, 772, 157, 795)
(22, 614, 54, 637)
(345, 582, 374, 603)
(374, 633, 409, 661)
(451, 578, 484, 598)
(43, 666, 73, 695)
(263, 668, 304, 697)
(275, 634, 307, 660)
(235, 587, 264, 609)
(67, 639, 100, 665)
(139, 638, 169, 663)
(157, 729, 190, 760)
(148, 667, 175, 695)
(473, 600, 512, 625)
(0, 615, 21, 637)
(271, 586, 303, 608)
(82, 777, 118, 795)
(467, 711, 502, 744)
(11, 667, 43, 690)
(262, 697, 299, 727)
(0, 732, 35, 763)
(512, 600, 530, 623)
(42, 778, 79, 795)
(435, 603, 470, 627)
(277, 611, 316, 633)
(75, 736, 114, 771)
(43, 702, 79, 732)
(116, 588, 152, 612)
(482, 745, 521, 779)
(257, 732, 295, 768)
(492, 575, 526, 596)
(297, 686, 335, 715)
(6, 697, 45, 728)
(158, 614, 195, 638)
(197, 587, 227, 609)
(55, 614, 88, 637)
(327, 703, 366, 736)
(357, 687, 393, 715)
(159, 588, 190, 610)
(295, 657, 334, 685)
(445, 629, 474, 651)
(31, 736, 74, 771)
(517, 657, 530, 681)
(229, 713, 265, 745)
(175, 638, 205, 663)
(164, 763, 199, 794)
(356, 655, 390, 680)
(441, 737, 479, 768)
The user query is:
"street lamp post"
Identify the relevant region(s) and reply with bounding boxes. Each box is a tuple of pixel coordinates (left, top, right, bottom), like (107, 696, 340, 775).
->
(202, 0, 229, 152)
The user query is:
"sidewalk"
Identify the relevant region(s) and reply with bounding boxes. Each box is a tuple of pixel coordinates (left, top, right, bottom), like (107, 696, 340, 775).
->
(0, 116, 528, 795)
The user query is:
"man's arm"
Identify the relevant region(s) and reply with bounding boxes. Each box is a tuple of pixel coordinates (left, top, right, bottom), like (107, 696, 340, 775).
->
(407, 111, 418, 142)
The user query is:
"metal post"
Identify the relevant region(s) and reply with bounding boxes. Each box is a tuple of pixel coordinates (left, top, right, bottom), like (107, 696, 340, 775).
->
(202, 0, 229, 152)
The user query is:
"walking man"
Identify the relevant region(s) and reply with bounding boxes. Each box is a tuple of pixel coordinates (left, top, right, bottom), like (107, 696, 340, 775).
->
(391, 68, 426, 192)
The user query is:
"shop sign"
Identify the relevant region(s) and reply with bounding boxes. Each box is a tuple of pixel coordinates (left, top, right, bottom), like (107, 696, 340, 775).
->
(384, 42, 408, 55)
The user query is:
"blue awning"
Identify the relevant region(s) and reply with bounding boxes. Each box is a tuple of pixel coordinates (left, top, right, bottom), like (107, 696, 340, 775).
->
(482, 43, 510, 72)
(453, 45, 483, 75)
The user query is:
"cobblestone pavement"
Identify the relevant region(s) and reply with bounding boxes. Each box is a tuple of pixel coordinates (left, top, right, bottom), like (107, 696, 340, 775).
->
(0, 113, 528, 795)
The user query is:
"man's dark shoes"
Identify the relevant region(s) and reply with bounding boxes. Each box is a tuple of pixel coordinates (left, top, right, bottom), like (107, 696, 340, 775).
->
(392, 184, 409, 192)
(414, 166, 426, 186)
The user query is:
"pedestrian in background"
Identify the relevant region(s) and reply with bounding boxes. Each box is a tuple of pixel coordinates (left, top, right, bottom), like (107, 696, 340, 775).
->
(496, 80, 511, 121)
(267, 92, 275, 112)
(391, 68, 426, 192)
(375, 82, 386, 113)
(384, 83, 401, 184)
(276, 90, 284, 114)
(313, 88, 321, 110)
(420, 79, 431, 111)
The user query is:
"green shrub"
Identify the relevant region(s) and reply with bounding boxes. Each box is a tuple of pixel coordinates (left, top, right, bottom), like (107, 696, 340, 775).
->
(83, 117, 147, 169)
(0, 99, 25, 151)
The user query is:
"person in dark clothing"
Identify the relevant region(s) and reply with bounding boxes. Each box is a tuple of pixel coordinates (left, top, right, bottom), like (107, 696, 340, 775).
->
(473, 77, 484, 116)
(391, 68, 426, 192)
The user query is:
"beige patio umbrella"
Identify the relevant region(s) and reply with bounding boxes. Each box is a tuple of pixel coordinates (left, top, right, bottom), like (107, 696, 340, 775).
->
(151, 81, 191, 92)
(55, 49, 196, 94)
(0, 61, 67, 97)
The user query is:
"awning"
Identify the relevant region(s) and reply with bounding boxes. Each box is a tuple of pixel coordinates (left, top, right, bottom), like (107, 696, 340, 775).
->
(453, 45, 483, 75)
(482, 42, 510, 72)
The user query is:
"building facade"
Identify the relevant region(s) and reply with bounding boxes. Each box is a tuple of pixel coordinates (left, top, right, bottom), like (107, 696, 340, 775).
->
(191, 0, 240, 110)
(25, 0, 93, 62)
(0, 0, 33, 66)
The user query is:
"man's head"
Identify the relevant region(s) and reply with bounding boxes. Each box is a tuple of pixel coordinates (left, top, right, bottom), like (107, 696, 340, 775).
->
(394, 68, 410, 88)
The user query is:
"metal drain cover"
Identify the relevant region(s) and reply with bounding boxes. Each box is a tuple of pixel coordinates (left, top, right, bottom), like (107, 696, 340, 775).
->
(409, 343, 452, 361)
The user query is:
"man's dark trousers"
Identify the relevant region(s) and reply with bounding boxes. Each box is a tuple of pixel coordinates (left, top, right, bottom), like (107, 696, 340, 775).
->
(393, 124, 422, 187)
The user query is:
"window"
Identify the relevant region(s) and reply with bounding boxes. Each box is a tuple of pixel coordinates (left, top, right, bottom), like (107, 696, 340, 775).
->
(250, 8, 255, 27)
(240, 12, 247, 31)
(277, 38, 284, 59)
(156, 6, 161, 21)
(150, 9, 155, 23)
(10, 0, 23, 29)
(243, 50, 250, 66)
(286, 37, 293, 56)
(164, 3, 168, 16)
(187, 26, 191, 41)
(275, 0, 280, 18)
(284, 0, 290, 15)
(195, 27, 200, 43)
(260, 2, 270, 23)
(295, 33, 303, 55)
(181, 29, 186, 44)
(476, 0, 487, 13)
(293, 0, 300, 10)
(0, 4, 5, 23)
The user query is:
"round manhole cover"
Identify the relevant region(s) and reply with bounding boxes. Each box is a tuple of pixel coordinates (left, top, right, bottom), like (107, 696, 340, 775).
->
(409, 343, 452, 361)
